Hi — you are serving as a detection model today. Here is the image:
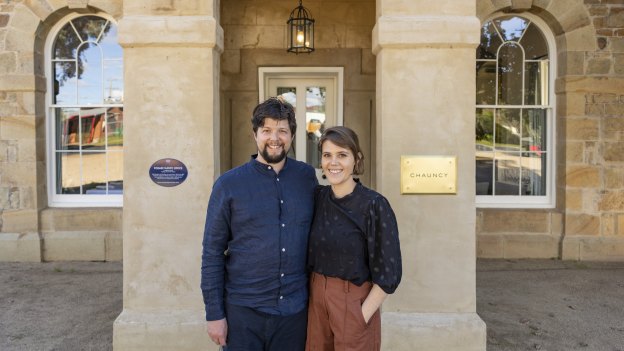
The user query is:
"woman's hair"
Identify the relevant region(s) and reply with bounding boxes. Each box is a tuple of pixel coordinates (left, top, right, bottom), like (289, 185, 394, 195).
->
(318, 126, 365, 175)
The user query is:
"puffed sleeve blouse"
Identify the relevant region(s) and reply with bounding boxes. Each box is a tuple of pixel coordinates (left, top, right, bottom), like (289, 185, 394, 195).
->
(307, 181, 402, 294)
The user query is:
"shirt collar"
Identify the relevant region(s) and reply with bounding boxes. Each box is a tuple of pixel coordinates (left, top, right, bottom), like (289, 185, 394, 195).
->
(249, 154, 290, 175)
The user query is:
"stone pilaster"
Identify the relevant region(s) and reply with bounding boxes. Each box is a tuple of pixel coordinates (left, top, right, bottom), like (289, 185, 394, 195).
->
(372, 1, 486, 350)
(112, 1, 223, 350)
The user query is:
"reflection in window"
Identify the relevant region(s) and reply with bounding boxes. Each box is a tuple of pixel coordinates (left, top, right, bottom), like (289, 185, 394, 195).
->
(50, 15, 123, 200)
(476, 15, 551, 201)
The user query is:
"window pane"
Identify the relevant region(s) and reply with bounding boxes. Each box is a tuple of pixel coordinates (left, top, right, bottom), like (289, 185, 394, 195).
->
(80, 107, 106, 150)
(477, 22, 502, 59)
(54, 61, 77, 105)
(55, 107, 79, 150)
(107, 107, 124, 147)
(82, 151, 107, 194)
(72, 16, 108, 42)
(521, 153, 546, 196)
(476, 61, 496, 105)
(495, 109, 521, 150)
(77, 44, 103, 105)
(521, 109, 546, 153)
(306, 86, 326, 168)
(476, 108, 494, 147)
(277, 88, 296, 158)
(493, 16, 529, 42)
(476, 152, 494, 195)
(108, 151, 124, 194)
(498, 43, 524, 105)
(495, 155, 521, 195)
(104, 59, 123, 104)
(524, 61, 549, 105)
(53, 24, 80, 59)
(56, 151, 81, 194)
(520, 23, 548, 60)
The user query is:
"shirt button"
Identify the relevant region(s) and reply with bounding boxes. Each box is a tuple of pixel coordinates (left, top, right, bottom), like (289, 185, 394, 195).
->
(268, 166, 272, 170)
(276, 178, 280, 181)
(282, 248, 286, 252)
(280, 200, 284, 204)
(280, 296, 284, 300)
(282, 223, 285, 227)
(281, 273, 284, 277)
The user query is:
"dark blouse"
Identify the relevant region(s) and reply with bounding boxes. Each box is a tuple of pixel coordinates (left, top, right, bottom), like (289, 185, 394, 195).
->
(307, 182, 402, 294)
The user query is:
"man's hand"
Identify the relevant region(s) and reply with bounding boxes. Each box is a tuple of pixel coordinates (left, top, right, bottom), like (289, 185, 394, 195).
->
(207, 318, 228, 346)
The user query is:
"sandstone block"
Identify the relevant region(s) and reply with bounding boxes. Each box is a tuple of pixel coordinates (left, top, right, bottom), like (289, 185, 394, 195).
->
(221, 49, 240, 74)
(591, 93, 618, 103)
(564, 26, 596, 52)
(39, 208, 123, 232)
(615, 54, 624, 75)
(562, 51, 584, 76)
(565, 141, 583, 162)
(503, 234, 559, 259)
(0, 74, 35, 91)
(602, 117, 624, 140)
(558, 4, 591, 33)
(605, 103, 624, 117)
(10, 4, 40, 33)
(602, 213, 616, 236)
(481, 210, 550, 234)
(1, 209, 38, 232)
(572, 237, 624, 261)
(566, 118, 598, 140)
(618, 215, 624, 235)
(106, 231, 123, 261)
(223, 24, 284, 50)
(0, 52, 17, 75)
(598, 191, 624, 211)
(566, 165, 600, 188)
(362, 48, 375, 75)
(319, 1, 375, 26)
(587, 58, 611, 75)
(0, 14, 9, 28)
(0, 161, 36, 186)
(346, 25, 373, 48)
(221, 1, 256, 25)
(566, 189, 582, 210)
(17, 138, 36, 162)
(565, 213, 600, 236)
(0, 232, 41, 262)
(588, 5, 609, 16)
(42, 231, 106, 261)
(4, 28, 35, 53)
(551, 213, 563, 235)
(316, 24, 347, 49)
(612, 38, 624, 53)
(88, 0, 123, 18)
(0, 115, 36, 139)
(23, 0, 55, 21)
(605, 168, 624, 189)
(603, 142, 624, 162)
(476, 235, 503, 259)
(607, 7, 624, 28)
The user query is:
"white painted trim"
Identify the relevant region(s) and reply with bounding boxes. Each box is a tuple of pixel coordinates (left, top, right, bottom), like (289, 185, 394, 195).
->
(45, 12, 123, 208)
(476, 12, 557, 209)
(258, 67, 344, 126)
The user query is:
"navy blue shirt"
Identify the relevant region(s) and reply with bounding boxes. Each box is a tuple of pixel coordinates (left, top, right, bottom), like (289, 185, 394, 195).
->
(201, 156, 317, 321)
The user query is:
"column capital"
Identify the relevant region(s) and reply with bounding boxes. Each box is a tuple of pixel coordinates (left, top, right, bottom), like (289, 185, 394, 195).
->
(372, 15, 481, 54)
(118, 15, 223, 51)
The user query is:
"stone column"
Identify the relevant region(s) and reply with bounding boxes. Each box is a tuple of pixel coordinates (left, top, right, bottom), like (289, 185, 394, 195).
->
(372, 1, 486, 350)
(113, 1, 223, 350)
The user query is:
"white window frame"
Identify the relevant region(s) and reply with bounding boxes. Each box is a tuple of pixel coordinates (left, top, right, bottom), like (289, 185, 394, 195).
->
(45, 12, 123, 207)
(476, 12, 556, 209)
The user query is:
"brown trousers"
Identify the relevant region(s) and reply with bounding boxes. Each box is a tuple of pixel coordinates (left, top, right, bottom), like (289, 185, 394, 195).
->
(305, 272, 381, 351)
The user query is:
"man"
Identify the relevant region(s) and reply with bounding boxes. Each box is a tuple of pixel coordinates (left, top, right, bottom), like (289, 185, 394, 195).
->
(201, 97, 317, 350)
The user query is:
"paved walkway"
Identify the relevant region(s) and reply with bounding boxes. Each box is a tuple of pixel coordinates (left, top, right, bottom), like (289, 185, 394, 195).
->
(1, 260, 623, 350)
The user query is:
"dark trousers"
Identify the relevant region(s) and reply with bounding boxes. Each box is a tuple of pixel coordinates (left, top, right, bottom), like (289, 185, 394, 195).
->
(224, 303, 307, 351)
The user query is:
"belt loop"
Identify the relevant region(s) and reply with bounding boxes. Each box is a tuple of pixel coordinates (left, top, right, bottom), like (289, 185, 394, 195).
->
(343, 279, 349, 293)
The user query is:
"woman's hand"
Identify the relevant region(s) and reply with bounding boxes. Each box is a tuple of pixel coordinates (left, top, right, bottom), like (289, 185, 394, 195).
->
(361, 284, 388, 323)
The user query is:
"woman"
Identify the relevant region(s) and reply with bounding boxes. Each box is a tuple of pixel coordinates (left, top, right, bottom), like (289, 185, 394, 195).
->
(306, 126, 402, 351)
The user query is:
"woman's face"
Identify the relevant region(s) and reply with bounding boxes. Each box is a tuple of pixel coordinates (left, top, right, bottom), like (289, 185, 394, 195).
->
(321, 140, 355, 187)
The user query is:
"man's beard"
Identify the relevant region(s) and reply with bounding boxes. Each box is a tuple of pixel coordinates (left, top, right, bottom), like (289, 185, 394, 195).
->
(261, 144, 288, 164)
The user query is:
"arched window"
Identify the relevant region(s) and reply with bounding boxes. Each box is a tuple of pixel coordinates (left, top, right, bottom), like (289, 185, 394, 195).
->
(475, 14, 554, 208)
(46, 14, 123, 207)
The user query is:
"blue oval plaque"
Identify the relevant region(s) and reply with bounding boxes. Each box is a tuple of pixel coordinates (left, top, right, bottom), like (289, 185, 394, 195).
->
(149, 158, 188, 187)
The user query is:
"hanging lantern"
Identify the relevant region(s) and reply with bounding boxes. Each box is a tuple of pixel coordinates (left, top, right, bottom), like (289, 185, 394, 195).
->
(287, 0, 314, 54)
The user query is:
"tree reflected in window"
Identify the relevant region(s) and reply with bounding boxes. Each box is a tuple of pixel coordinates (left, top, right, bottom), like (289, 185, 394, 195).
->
(475, 15, 551, 201)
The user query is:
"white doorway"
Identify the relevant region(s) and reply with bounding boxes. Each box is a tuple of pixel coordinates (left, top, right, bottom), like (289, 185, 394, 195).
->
(259, 67, 343, 181)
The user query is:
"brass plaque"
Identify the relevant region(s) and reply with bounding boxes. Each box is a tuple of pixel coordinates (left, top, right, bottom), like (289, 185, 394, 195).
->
(401, 156, 457, 194)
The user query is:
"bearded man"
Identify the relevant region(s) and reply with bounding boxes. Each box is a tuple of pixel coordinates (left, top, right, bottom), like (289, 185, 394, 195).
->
(201, 97, 317, 351)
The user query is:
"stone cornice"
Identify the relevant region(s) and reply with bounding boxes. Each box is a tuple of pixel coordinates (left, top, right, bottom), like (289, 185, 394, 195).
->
(118, 15, 223, 51)
(372, 15, 481, 54)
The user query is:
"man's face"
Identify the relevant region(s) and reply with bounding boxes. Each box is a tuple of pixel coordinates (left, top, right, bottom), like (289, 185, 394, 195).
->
(254, 118, 293, 165)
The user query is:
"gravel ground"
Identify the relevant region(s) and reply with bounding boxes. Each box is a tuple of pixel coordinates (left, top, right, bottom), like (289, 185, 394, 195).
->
(1, 259, 623, 351)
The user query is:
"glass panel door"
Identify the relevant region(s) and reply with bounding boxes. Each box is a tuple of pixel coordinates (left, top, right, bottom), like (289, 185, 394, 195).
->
(266, 77, 338, 182)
